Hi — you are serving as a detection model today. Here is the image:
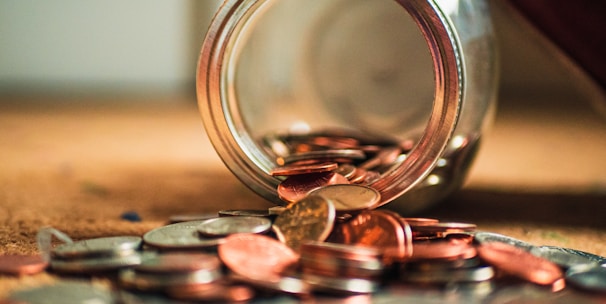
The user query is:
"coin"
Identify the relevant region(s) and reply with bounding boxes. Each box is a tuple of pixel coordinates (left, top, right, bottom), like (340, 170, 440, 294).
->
(309, 184, 381, 212)
(278, 149, 366, 166)
(218, 233, 299, 282)
(230, 273, 311, 297)
(277, 172, 349, 203)
(473, 231, 535, 252)
(119, 268, 222, 291)
(531, 246, 602, 269)
(0, 254, 48, 276)
(410, 241, 477, 261)
(333, 164, 357, 179)
(8, 281, 115, 304)
(143, 221, 225, 250)
(302, 273, 380, 294)
(401, 265, 495, 284)
(133, 252, 221, 274)
(218, 209, 273, 218)
(566, 264, 606, 293)
(270, 162, 339, 176)
(477, 242, 564, 286)
(197, 216, 272, 237)
(51, 236, 142, 259)
(272, 195, 336, 251)
(167, 282, 255, 302)
(328, 210, 411, 260)
(50, 252, 142, 273)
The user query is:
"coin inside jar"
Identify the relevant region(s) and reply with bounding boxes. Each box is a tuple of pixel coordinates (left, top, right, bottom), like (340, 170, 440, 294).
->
(277, 172, 349, 204)
(308, 184, 381, 212)
(196, 216, 272, 237)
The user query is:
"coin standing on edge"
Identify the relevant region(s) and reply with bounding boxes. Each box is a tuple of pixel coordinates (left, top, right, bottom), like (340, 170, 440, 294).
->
(272, 195, 336, 251)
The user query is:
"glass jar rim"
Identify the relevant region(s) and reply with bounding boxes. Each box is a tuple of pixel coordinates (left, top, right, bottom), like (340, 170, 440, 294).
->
(197, 0, 463, 206)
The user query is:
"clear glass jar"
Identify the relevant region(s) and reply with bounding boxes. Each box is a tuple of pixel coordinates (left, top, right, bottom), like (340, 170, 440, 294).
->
(197, 0, 498, 214)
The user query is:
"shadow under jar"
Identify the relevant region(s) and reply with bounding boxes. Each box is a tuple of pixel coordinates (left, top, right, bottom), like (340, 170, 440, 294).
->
(197, 0, 498, 214)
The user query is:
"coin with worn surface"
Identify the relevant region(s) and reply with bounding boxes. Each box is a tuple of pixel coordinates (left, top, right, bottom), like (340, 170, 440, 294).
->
(477, 242, 563, 286)
(218, 233, 299, 282)
(50, 252, 142, 273)
(52, 236, 142, 259)
(0, 254, 48, 276)
(277, 172, 349, 203)
(474, 231, 535, 252)
(197, 216, 272, 237)
(566, 264, 606, 293)
(134, 252, 221, 274)
(309, 184, 381, 212)
(272, 195, 336, 251)
(270, 162, 339, 176)
(8, 281, 115, 304)
(143, 220, 225, 249)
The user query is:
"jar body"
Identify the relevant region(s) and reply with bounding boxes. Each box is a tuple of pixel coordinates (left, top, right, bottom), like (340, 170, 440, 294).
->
(198, 0, 497, 214)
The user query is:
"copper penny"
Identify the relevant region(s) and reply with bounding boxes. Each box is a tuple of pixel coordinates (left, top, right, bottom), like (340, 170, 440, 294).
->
(328, 210, 409, 259)
(309, 184, 381, 212)
(272, 195, 336, 251)
(134, 252, 221, 274)
(218, 233, 299, 282)
(402, 217, 440, 226)
(410, 241, 477, 261)
(358, 146, 401, 170)
(270, 162, 338, 176)
(278, 149, 366, 166)
(477, 242, 564, 286)
(0, 254, 48, 276)
(277, 172, 349, 203)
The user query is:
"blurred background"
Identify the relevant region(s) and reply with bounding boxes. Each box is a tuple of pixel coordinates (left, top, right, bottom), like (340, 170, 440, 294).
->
(0, 0, 601, 104)
(0, 0, 604, 194)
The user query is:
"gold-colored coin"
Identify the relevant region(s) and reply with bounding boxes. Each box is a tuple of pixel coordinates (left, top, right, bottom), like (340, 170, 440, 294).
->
(272, 195, 336, 251)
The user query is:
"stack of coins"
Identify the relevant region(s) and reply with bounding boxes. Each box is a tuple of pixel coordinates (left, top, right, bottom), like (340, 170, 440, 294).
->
(299, 241, 384, 294)
(49, 236, 143, 274)
(118, 252, 249, 301)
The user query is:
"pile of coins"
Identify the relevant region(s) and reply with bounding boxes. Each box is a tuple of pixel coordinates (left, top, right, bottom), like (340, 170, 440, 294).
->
(2, 132, 606, 302)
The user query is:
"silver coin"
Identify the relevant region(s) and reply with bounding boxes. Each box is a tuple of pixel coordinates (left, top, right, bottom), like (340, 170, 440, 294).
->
(197, 216, 272, 237)
(143, 220, 225, 249)
(50, 252, 142, 273)
(473, 231, 535, 252)
(531, 246, 603, 269)
(566, 264, 606, 293)
(309, 184, 381, 212)
(302, 273, 379, 294)
(52, 236, 142, 259)
(120, 268, 223, 291)
(8, 281, 115, 304)
(401, 265, 495, 284)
